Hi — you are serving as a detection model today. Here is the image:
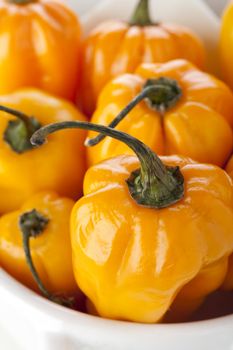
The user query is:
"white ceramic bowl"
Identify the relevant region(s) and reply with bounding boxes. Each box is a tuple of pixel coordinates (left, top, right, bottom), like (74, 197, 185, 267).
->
(0, 1, 232, 349)
(1, 269, 233, 350)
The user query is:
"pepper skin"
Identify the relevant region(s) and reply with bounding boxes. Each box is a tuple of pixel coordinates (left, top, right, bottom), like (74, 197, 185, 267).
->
(0, 0, 81, 100)
(79, 0, 206, 116)
(87, 60, 233, 167)
(0, 192, 78, 297)
(220, 1, 233, 90)
(71, 155, 233, 323)
(0, 89, 86, 214)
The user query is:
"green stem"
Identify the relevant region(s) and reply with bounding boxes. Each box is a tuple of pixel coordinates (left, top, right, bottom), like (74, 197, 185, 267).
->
(31, 121, 184, 209)
(130, 0, 153, 26)
(86, 85, 154, 147)
(87, 77, 182, 147)
(0, 105, 41, 154)
(0, 105, 32, 126)
(8, 0, 37, 4)
(19, 209, 74, 307)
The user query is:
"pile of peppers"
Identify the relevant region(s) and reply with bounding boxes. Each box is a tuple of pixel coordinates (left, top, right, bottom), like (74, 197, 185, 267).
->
(0, 0, 232, 324)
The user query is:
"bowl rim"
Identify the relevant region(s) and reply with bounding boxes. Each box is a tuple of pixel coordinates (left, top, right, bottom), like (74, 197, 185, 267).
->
(1, 268, 233, 337)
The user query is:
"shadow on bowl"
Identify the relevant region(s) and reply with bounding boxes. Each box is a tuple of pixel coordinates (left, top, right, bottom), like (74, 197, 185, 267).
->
(189, 290, 233, 322)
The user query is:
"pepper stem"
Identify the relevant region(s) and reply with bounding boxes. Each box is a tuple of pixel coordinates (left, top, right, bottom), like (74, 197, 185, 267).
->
(0, 105, 41, 154)
(31, 121, 184, 209)
(8, 0, 37, 4)
(130, 0, 153, 26)
(86, 77, 182, 147)
(19, 209, 74, 307)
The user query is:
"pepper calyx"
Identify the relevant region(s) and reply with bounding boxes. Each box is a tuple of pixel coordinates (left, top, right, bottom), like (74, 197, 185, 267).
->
(19, 209, 49, 238)
(127, 165, 184, 209)
(4, 117, 41, 154)
(144, 77, 182, 115)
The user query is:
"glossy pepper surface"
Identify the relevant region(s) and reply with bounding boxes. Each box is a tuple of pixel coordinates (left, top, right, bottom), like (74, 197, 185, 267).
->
(79, 0, 206, 116)
(0, 89, 86, 214)
(0, 0, 81, 100)
(220, 1, 233, 90)
(31, 121, 233, 323)
(87, 59, 233, 167)
(0, 192, 78, 298)
(72, 155, 233, 322)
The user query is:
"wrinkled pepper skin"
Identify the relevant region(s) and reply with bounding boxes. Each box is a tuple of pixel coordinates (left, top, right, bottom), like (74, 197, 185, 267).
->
(88, 60, 233, 167)
(220, 1, 233, 90)
(79, 19, 205, 116)
(0, 192, 77, 296)
(71, 155, 233, 323)
(0, 89, 86, 213)
(0, 0, 81, 100)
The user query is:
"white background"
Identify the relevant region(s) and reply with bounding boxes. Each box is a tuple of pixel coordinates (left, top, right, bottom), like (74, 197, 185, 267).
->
(67, 0, 228, 16)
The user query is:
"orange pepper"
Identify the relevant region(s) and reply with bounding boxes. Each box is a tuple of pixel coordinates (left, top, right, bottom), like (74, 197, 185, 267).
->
(0, 192, 80, 304)
(0, 89, 86, 214)
(87, 59, 233, 167)
(79, 0, 206, 116)
(220, 1, 233, 90)
(31, 121, 233, 323)
(0, 0, 81, 101)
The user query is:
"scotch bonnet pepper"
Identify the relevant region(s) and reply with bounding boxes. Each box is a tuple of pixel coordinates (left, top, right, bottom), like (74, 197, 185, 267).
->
(0, 192, 80, 305)
(0, 0, 81, 100)
(0, 89, 86, 214)
(79, 0, 206, 116)
(31, 121, 233, 323)
(87, 59, 233, 167)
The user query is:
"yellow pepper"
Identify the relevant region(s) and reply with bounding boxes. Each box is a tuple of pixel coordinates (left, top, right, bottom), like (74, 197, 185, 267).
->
(0, 192, 80, 305)
(31, 121, 233, 323)
(0, 89, 86, 214)
(87, 60, 233, 168)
